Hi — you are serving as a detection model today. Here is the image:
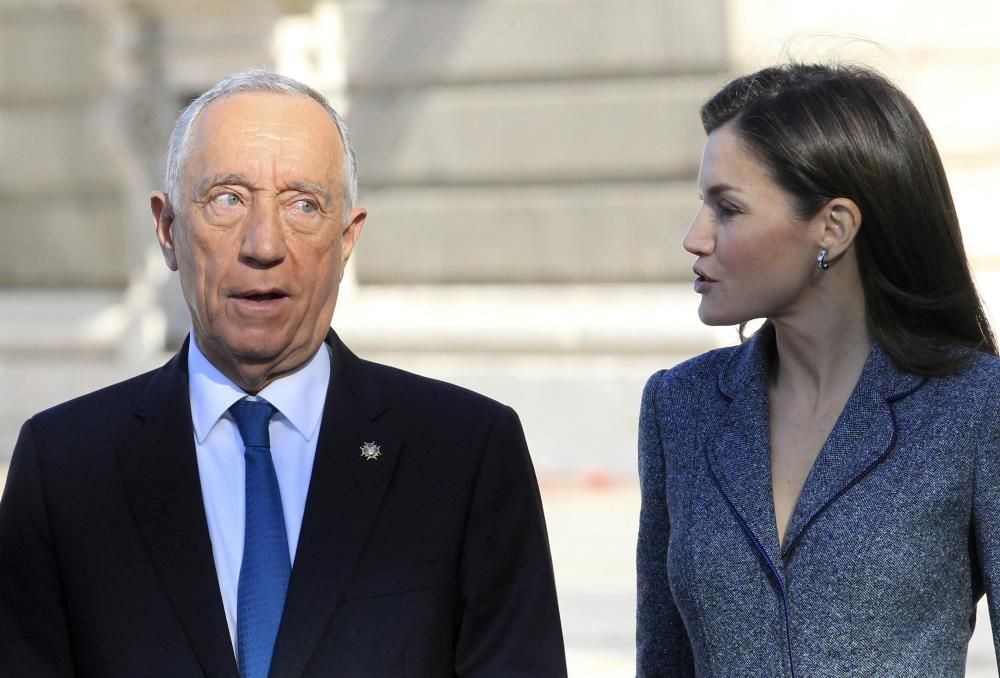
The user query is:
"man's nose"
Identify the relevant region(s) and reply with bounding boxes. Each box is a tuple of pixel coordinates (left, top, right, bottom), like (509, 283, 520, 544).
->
(239, 203, 287, 267)
(682, 207, 714, 257)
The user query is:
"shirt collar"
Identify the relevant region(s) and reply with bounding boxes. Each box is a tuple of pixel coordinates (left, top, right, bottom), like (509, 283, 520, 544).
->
(187, 332, 330, 444)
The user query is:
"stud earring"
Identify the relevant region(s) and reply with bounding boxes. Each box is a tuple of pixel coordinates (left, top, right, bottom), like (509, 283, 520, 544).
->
(816, 248, 830, 271)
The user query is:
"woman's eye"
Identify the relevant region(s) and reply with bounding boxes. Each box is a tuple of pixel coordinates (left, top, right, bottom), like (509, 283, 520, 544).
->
(716, 202, 741, 217)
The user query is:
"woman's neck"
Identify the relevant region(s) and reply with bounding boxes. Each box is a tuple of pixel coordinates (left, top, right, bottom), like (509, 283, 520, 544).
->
(769, 289, 872, 411)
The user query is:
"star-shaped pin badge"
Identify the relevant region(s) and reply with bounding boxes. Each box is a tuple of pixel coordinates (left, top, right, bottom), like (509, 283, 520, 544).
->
(360, 441, 382, 461)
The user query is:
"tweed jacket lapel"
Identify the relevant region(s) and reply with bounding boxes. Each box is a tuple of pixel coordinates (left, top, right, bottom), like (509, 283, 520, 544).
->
(269, 330, 401, 678)
(708, 331, 928, 571)
(781, 344, 925, 557)
(707, 331, 784, 576)
(118, 338, 240, 678)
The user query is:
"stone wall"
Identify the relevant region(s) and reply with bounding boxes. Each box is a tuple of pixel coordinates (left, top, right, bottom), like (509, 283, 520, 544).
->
(3, 0, 999, 476)
(341, 0, 726, 284)
(0, 4, 127, 287)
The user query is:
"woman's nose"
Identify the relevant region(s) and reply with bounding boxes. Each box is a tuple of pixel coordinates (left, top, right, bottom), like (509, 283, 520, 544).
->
(682, 207, 714, 257)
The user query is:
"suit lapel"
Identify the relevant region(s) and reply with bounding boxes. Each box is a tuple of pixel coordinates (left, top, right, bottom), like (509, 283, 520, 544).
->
(706, 332, 784, 578)
(781, 344, 925, 557)
(270, 331, 401, 678)
(117, 340, 239, 678)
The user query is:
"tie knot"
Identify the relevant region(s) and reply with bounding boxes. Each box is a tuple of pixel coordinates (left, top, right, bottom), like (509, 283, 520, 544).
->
(229, 398, 276, 449)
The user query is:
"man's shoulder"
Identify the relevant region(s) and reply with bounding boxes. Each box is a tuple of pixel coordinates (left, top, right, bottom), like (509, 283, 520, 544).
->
(346, 357, 524, 450)
(28, 364, 164, 435)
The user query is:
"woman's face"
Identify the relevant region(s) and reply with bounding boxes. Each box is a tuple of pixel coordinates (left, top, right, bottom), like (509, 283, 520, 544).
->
(683, 123, 822, 326)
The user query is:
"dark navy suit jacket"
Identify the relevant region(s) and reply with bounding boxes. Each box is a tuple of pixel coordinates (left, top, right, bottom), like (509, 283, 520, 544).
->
(0, 331, 567, 677)
(637, 330, 1000, 677)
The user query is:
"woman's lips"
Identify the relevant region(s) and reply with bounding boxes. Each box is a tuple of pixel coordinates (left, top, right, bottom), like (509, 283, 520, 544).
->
(693, 269, 716, 293)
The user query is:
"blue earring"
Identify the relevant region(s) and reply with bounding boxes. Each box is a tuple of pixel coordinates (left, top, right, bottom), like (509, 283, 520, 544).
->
(816, 249, 830, 271)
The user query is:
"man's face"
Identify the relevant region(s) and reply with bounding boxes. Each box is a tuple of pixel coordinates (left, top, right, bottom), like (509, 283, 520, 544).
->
(152, 92, 365, 391)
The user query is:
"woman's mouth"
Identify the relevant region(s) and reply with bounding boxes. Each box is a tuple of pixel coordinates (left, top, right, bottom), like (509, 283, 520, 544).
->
(693, 269, 716, 293)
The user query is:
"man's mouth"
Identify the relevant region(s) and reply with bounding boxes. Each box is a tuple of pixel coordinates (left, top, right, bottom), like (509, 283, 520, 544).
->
(240, 293, 284, 301)
(232, 289, 289, 303)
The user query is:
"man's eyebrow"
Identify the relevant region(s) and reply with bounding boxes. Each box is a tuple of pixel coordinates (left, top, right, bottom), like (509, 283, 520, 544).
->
(287, 180, 332, 202)
(195, 173, 254, 196)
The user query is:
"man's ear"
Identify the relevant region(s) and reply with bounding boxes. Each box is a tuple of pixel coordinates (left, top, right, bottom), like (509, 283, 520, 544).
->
(818, 197, 862, 262)
(339, 206, 367, 271)
(151, 191, 179, 272)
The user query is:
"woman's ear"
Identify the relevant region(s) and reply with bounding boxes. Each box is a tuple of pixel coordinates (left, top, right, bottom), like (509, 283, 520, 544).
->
(818, 197, 862, 261)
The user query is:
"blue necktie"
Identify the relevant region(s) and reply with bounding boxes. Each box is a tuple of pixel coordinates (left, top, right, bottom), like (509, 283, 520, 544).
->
(230, 399, 289, 678)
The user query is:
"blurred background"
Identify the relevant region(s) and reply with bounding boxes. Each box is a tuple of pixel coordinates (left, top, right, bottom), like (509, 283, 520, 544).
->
(1, 0, 999, 675)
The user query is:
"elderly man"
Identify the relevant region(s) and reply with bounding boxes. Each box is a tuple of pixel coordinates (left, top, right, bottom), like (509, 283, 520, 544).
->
(0, 71, 567, 677)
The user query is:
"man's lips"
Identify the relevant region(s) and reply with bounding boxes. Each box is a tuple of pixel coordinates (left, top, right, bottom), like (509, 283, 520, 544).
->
(229, 289, 291, 310)
(231, 288, 289, 301)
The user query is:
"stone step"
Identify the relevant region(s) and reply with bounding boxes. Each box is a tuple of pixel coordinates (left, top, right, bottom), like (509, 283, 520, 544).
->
(349, 76, 717, 186)
(1, 193, 129, 287)
(0, 278, 170, 355)
(158, 4, 279, 93)
(0, 4, 102, 102)
(333, 283, 720, 355)
(0, 290, 134, 357)
(357, 183, 697, 284)
(337, 0, 727, 88)
(0, 105, 121, 192)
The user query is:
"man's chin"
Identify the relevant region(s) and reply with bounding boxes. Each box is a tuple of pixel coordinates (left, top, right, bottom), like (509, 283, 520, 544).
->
(199, 331, 285, 367)
(195, 324, 327, 377)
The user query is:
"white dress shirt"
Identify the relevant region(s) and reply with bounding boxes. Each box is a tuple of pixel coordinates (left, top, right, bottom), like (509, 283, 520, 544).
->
(187, 334, 330, 652)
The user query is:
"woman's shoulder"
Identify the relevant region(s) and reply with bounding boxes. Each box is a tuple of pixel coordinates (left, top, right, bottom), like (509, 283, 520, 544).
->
(963, 349, 1000, 378)
(643, 344, 743, 409)
(927, 349, 1000, 413)
(926, 349, 1000, 396)
(893, 349, 999, 441)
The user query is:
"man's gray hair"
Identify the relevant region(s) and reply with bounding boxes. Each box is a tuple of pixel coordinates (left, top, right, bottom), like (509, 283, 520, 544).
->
(164, 69, 358, 217)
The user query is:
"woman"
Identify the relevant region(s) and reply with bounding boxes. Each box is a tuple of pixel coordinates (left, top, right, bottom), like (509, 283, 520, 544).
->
(636, 63, 1000, 677)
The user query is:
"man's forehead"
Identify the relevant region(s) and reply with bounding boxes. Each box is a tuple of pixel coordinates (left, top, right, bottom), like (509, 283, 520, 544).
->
(182, 92, 345, 189)
(190, 92, 343, 151)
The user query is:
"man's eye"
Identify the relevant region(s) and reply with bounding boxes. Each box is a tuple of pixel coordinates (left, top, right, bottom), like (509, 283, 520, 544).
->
(213, 192, 241, 207)
(294, 199, 318, 214)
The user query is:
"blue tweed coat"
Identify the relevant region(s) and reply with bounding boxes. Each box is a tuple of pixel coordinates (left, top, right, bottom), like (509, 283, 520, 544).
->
(637, 331, 1000, 677)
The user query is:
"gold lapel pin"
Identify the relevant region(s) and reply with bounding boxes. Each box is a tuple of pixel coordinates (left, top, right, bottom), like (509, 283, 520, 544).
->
(360, 441, 382, 461)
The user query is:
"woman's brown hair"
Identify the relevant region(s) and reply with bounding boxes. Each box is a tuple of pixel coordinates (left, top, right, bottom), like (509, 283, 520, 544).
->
(701, 63, 996, 375)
